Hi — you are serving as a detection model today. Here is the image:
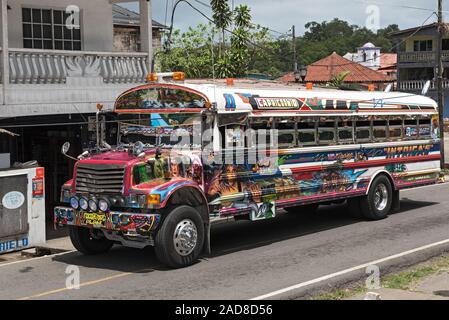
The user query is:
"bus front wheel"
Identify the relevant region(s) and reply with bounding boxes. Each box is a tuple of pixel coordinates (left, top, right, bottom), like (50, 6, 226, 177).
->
(360, 175, 393, 220)
(69, 226, 114, 255)
(155, 205, 205, 268)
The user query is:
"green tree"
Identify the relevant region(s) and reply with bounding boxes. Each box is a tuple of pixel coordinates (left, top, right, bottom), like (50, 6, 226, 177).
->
(210, 0, 232, 58)
(157, 24, 216, 78)
(158, 16, 401, 79)
(229, 5, 252, 76)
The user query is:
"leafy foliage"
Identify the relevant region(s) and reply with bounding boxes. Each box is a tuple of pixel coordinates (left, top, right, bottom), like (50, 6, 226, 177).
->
(328, 71, 351, 87)
(157, 15, 400, 79)
(297, 19, 400, 65)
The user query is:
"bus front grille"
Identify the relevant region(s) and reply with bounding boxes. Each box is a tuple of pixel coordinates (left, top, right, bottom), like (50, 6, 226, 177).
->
(75, 163, 125, 194)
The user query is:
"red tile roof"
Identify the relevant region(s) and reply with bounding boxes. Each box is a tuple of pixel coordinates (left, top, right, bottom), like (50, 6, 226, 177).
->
(279, 52, 394, 83)
(380, 53, 397, 69)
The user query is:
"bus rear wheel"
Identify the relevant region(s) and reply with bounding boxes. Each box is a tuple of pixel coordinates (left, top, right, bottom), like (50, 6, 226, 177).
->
(155, 205, 205, 268)
(360, 175, 393, 220)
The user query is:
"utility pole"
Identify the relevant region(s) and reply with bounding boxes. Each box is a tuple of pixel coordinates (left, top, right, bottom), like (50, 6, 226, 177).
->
(140, 0, 153, 72)
(292, 25, 298, 81)
(0, 0, 9, 105)
(437, 0, 445, 169)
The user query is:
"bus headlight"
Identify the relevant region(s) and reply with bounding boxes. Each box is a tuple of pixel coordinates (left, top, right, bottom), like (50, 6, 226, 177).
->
(88, 199, 98, 212)
(70, 197, 79, 210)
(79, 197, 89, 211)
(98, 199, 110, 212)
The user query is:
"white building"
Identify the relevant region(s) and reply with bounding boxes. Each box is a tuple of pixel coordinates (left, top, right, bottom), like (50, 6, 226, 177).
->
(344, 42, 381, 70)
(0, 0, 161, 219)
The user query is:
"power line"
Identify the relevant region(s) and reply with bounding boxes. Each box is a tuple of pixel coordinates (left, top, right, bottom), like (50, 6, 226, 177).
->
(353, 0, 449, 13)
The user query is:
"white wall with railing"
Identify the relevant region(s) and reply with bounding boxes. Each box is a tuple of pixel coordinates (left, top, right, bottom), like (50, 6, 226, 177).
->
(0, 48, 149, 118)
(398, 80, 449, 91)
(7, 48, 148, 84)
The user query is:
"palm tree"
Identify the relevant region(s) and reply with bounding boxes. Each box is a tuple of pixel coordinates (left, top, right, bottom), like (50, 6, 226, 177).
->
(328, 71, 351, 87)
(210, 0, 232, 58)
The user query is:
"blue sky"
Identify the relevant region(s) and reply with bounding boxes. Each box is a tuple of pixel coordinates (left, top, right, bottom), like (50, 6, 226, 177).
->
(122, 0, 447, 36)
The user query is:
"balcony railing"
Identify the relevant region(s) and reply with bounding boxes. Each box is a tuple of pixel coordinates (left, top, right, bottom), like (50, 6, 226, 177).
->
(5, 48, 149, 84)
(398, 80, 449, 91)
(398, 51, 449, 64)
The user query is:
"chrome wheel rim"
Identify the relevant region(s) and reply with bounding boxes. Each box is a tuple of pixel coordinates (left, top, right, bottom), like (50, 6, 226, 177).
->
(173, 219, 198, 256)
(374, 184, 388, 211)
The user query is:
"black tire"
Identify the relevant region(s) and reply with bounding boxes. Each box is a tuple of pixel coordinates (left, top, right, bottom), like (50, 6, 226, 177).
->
(155, 205, 205, 268)
(69, 226, 114, 255)
(360, 175, 393, 220)
(347, 197, 363, 218)
(284, 203, 319, 214)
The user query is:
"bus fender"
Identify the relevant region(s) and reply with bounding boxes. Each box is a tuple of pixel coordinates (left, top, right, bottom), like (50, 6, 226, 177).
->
(365, 170, 397, 195)
(159, 184, 211, 254)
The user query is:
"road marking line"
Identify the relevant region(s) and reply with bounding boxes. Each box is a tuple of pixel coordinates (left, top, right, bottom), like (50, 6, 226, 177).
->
(16, 265, 161, 300)
(250, 237, 449, 300)
(0, 250, 76, 268)
(17, 272, 132, 300)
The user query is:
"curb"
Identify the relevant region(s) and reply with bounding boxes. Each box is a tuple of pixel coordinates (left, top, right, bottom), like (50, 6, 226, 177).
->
(261, 241, 449, 300)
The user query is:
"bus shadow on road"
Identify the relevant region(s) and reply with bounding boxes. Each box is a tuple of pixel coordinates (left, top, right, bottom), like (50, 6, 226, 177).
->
(394, 198, 439, 215)
(52, 199, 438, 272)
(208, 198, 439, 258)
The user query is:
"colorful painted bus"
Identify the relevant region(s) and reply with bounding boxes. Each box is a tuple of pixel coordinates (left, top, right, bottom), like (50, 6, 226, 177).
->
(55, 74, 441, 268)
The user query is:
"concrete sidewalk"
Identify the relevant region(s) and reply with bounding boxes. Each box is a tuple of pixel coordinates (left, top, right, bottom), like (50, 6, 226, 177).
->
(39, 236, 75, 252)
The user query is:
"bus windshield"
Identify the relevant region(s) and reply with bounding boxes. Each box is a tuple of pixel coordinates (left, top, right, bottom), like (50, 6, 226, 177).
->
(115, 86, 208, 110)
(118, 113, 202, 148)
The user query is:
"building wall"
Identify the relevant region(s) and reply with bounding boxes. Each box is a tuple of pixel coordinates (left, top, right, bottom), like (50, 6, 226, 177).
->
(4, 0, 114, 51)
(113, 26, 162, 52)
(405, 35, 437, 52)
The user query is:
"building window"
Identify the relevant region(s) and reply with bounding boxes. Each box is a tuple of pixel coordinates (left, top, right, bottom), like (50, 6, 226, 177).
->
(22, 8, 82, 51)
(413, 40, 433, 52)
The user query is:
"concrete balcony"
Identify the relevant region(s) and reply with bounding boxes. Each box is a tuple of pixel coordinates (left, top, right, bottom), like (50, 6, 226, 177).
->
(398, 51, 449, 64)
(398, 79, 449, 91)
(0, 48, 149, 118)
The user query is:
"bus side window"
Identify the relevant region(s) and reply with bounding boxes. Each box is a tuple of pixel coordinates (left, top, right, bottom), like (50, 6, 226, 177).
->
(355, 119, 371, 142)
(224, 125, 245, 149)
(298, 118, 317, 146)
(249, 118, 275, 148)
(318, 118, 336, 145)
(404, 117, 418, 139)
(388, 117, 403, 141)
(337, 118, 354, 144)
(373, 119, 388, 141)
(418, 116, 432, 139)
(276, 117, 297, 148)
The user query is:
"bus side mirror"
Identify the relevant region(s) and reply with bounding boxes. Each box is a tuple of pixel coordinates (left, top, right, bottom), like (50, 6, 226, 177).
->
(61, 142, 70, 155)
(61, 142, 78, 161)
(421, 80, 431, 96)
